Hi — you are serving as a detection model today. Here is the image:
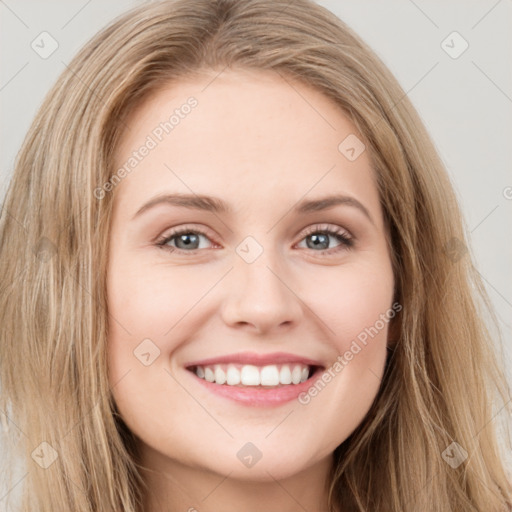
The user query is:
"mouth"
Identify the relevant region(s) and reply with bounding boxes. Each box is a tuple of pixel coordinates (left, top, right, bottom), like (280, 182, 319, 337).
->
(183, 351, 326, 406)
(186, 362, 324, 388)
(185, 363, 325, 407)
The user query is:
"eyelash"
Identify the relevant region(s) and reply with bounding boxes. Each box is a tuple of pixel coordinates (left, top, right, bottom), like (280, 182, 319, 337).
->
(155, 223, 354, 256)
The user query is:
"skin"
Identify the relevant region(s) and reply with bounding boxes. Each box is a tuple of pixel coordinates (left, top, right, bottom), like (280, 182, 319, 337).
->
(106, 68, 395, 512)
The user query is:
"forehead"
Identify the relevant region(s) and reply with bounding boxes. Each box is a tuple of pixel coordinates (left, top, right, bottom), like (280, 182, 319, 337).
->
(112, 69, 382, 224)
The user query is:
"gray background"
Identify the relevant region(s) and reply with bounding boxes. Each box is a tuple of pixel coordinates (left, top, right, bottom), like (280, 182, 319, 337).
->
(0, 0, 511, 504)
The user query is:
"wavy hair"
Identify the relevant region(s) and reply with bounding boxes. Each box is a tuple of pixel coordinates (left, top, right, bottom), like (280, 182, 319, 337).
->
(1, 0, 511, 510)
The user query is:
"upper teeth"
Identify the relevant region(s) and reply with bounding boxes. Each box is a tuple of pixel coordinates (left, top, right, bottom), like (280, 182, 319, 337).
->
(193, 364, 311, 386)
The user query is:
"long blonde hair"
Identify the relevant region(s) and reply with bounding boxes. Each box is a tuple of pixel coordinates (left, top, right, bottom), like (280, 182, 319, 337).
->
(1, 0, 510, 510)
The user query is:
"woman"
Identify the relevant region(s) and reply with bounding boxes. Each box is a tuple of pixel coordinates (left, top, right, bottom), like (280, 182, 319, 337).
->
(1, 0, 510, 510)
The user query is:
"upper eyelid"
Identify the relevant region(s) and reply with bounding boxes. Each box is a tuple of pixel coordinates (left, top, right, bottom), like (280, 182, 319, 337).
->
(158, 224, 217, 242)
(301, 224, 352, 237)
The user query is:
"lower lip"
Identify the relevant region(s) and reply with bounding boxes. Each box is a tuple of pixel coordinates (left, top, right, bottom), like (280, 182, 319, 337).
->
(186, 367, 324, 407)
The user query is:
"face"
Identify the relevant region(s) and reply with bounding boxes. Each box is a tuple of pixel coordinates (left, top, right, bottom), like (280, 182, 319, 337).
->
(106, 68, 395, 483)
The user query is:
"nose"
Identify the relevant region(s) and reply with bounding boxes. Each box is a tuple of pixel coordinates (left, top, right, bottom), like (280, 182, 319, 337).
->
(220, 248, 303, 335)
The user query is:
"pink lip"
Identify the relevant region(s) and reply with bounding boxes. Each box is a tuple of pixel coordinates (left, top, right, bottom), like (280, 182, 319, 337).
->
(187, 365, 324, 407)
(184, 351, 325, 369)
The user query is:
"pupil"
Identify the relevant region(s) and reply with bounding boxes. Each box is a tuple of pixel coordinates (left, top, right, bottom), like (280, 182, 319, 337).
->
(308, 233, 329, 250)
(177, 233, 199, 249)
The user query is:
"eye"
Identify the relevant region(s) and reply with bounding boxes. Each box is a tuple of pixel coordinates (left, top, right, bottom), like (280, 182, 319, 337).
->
(155, 223, 354, 255)
(156, 225, 215, 254)
(295, 224, 353, 254)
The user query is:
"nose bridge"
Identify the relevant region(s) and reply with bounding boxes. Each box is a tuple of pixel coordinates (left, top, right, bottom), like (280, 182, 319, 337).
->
(220, 237, 302, 332)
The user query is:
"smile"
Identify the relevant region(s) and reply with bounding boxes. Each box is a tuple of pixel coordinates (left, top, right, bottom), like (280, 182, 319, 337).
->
(189, 363, 316, 387)
(183, 351, 326, 406)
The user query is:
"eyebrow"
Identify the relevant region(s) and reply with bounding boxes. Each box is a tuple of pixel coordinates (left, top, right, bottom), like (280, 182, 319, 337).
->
(132, 193, 230, 219)
(294, 195, 374, 224)
(131, 192, 374, 224)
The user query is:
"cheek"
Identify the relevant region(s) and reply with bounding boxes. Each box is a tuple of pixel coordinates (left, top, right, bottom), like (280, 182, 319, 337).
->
(105, 258, 223, 399)
(292, 259, 394, 439)
(301, 260, 395, 354)
(105, 259, 205, 440)
(107, 259, 214, 343)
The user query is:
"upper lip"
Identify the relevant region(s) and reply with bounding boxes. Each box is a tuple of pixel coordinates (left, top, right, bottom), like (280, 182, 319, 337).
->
(184, 351, 325, 369)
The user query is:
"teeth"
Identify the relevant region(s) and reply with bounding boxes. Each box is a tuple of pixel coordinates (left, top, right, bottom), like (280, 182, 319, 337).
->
(279, 365, 292, 384)
(241, 365, 260, 386)
(226, 364, 241, 385)
(291, 365, 302, 384)
(260, 365, 279, 386)
(214, 366, 226, 385)
(193, 363, 313, 387)
(204, 367, 215, 383)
